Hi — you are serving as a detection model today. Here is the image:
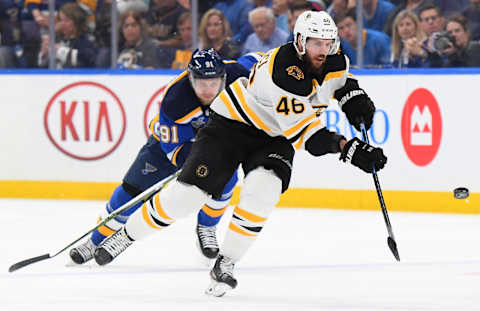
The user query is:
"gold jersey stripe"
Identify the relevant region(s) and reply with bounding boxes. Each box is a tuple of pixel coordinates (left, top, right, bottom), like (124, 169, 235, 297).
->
(171, 145, 183, 166)
(219, 91, 243, 122)
(164, 71, 188, 98)
(293, 119, 322, 150)
(154, 194, 173, 221)
(268, 47, 281, 77)
(201, 204, 226, 218)
(175, 106, 202, 124)
(283, 113, 317, 138)
(324, 70, 346, 82)
(231, 81, 272, 132)
(98, 224, 116, 237)
(142, 203, 162, 229)
(308, 79, 320, 97)
(229, 222, 257, 237)
(234, 206, 267, 223)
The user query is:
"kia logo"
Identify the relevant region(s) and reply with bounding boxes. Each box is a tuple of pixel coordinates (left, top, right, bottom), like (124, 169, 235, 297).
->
(44, 81, 126, 160)
(401, 88, 442, 166)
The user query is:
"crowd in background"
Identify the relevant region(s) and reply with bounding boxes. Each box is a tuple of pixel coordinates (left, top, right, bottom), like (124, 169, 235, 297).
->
(0, 0, 479, 69)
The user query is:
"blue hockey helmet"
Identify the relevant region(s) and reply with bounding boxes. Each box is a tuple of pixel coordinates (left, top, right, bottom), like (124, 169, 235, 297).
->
(188, 49, 226, 79)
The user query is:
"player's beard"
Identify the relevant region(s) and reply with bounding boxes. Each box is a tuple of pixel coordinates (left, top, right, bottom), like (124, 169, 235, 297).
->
(304, 51, 326, 75)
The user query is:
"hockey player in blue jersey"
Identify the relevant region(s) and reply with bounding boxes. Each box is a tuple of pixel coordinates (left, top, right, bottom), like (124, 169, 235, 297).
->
(69, 49, 250, 265)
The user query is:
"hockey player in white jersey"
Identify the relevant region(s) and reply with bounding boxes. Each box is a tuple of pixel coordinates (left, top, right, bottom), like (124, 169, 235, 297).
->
(94, 11, 387, 297)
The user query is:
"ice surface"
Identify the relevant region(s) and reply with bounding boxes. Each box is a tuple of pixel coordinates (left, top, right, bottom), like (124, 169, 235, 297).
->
(1, 199, 479, 311)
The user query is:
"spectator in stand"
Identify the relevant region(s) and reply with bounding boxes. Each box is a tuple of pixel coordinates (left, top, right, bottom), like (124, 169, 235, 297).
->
(213, 0, 255, 45)
(418, 3, 445, 37)
(38, 2, 96, 68)
(358, 0, 396, 32)
(96, 10, 161, 68)
(0, 0, 23, 67)
(427, 15, 480, 67)
(273, 0, 290, 32)
(384, 0, 435, 37)
(145, 0, 185, 48)
(22, 0, 66, 67)
(286, 0, 314, 42)
(199, 8, 241, 60)
(334, 8, 391, 67)
(390, 9, 429, 68)
(242, 6, 289, 54)
(117, 11, 162, 69)
(462, 0, 480, 41)
(159, 11, 193, 69)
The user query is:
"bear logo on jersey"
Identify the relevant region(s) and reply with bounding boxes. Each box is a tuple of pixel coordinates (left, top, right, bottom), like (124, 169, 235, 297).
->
(196, 164, 209, 178)
(286, 66, 304, 80)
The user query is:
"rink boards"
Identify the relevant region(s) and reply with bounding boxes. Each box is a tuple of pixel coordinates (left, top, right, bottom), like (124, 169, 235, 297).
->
(0, 68, 478, 213)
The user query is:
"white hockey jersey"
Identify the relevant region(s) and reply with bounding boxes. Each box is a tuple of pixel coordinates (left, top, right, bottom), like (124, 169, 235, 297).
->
(210, 42, 353, 151)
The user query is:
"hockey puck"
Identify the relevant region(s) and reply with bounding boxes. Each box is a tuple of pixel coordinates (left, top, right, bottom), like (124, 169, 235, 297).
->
(453, 187, 469, 199)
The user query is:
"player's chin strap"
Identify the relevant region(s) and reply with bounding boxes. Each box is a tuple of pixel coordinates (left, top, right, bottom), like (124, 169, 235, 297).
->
(360, 121, 400, 262)
(8, 170, 182, 273)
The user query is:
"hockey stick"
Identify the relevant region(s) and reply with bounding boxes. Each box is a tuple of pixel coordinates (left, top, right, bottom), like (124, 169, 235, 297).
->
(8, 170, 182, 273)
(360, 123, 400, 261)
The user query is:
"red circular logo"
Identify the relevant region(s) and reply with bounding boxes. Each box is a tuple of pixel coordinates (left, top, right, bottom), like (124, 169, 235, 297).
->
(401, 88, 442, 166)
(143, 85, 167, 137)
(44, 81, 126, 161)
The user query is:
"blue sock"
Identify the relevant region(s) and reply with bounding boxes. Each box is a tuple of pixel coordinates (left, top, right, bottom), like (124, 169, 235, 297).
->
(90, 185, 143, 245)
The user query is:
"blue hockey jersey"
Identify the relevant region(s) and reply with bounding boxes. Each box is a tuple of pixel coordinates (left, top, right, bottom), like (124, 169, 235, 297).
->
(150, 61, 251, 168)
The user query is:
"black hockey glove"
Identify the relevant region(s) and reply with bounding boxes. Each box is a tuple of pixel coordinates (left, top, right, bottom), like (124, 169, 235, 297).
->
(339, 137, 387, 173)
(335, 81, 376, 131)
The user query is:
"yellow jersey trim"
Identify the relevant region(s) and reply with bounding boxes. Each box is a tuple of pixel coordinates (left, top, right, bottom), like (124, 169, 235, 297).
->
(175, 106, 202, 124)
(171, 145, 183, 166)
(293, 119, 322, 150)
(231, 81, 272, 132)
(324, 70, 346, 82)
(284, 113, 317, 138)
(219, 91, 243, 122)
(268, 47, 281, 77)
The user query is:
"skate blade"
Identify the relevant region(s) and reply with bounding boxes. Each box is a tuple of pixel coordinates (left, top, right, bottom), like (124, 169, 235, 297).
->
(205, 280, 233, 297)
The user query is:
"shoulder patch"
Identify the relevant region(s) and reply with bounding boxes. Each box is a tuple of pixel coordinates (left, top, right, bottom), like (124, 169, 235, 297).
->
(286, 65, 304, 80)
(271, 43, 315, 96)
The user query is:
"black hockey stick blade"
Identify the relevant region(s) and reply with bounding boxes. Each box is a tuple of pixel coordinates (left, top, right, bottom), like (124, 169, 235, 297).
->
(387, 237, 400, 261)
(9, 253, 51, 272)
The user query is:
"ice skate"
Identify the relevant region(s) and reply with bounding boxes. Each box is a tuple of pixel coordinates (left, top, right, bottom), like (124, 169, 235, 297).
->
(205, 255, 237, 297)
(196, 223, 219, 259)
(94, 228, 133, 266)
(69, 238, 96, 264)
